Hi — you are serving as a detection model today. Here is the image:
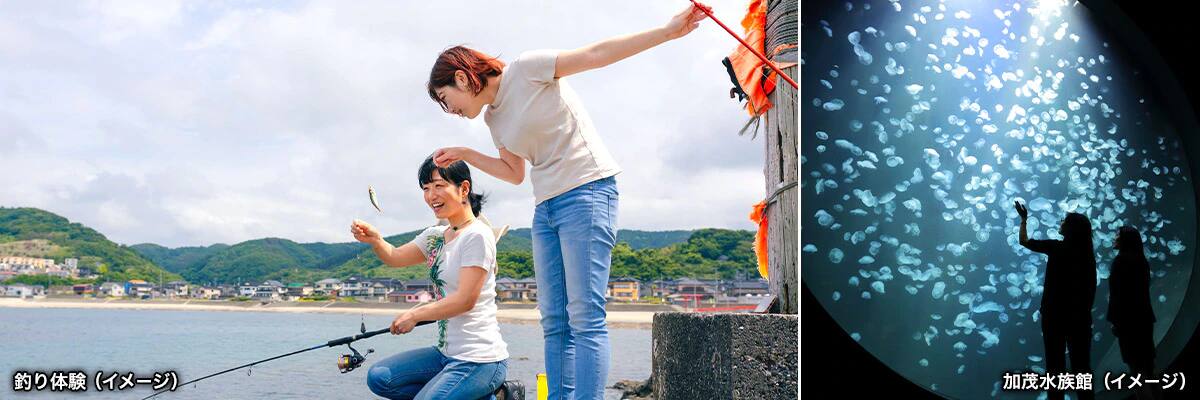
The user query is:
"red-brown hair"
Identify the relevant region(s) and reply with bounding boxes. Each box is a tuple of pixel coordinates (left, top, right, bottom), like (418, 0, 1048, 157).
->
(427, 46, 506, 111)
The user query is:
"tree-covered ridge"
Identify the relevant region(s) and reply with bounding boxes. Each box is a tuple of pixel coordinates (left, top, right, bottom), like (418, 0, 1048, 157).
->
(137, 228, 756, 284)
(0, 207, 179, 282)
(470, 229, 757, 281)
(2, 207, 757, 285)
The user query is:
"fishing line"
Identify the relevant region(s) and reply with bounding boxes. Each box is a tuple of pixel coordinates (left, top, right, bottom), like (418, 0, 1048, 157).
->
(141, 320, 433, 399)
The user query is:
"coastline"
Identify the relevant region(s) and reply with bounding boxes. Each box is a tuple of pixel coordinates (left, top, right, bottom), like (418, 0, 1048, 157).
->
(0, 297, 664, 328)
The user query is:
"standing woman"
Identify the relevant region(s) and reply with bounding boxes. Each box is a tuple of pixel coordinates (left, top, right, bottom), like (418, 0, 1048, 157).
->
(1108, 226, 1159, 400)
(424, 4, 709, 399)
(1014, 201, 1098, 400)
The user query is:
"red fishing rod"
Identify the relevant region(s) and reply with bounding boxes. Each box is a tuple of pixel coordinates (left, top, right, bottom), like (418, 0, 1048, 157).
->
(690, 0, 798, 89)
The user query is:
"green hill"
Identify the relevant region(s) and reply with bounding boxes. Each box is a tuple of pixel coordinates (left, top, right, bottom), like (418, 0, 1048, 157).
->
(185, 238, 340, 285)
(1, 206, 758, 286)
(324, 230, 425, 281)
(129, 243, 229, 275)
(333, 228, 755, 282)
(130, 224, 754, 284)
(498, 228, 692, 251)
(0, 207, 180, 282)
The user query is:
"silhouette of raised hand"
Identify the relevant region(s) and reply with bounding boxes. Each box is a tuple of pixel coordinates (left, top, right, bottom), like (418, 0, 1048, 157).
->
(1014, 200, 1028, 220)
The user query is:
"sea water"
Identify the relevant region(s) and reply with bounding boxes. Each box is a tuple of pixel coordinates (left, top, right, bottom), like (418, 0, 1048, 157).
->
(0, 308, 649, 399)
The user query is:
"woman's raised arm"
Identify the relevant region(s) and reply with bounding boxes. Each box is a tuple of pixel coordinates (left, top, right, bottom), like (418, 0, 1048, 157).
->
(553, 3, 709, 79)
(433, 147, 525, 185)
(1015, 201, 1030, 246)
(352, 219, 427, 267)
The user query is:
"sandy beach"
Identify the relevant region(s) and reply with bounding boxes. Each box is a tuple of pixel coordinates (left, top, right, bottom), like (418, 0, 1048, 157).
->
(0, 297, 664, 328)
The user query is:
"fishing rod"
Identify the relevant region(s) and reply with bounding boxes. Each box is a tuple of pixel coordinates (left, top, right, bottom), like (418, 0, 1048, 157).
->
(141, 319, 434, 399)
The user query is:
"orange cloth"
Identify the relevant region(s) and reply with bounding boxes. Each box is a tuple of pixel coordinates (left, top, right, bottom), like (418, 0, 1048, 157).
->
(727, 0, 774, 116)
(749, 200, 769, 279)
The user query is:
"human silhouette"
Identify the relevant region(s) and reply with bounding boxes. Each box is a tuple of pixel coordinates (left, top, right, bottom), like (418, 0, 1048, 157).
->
(1108, 226, 1161, 400)
(1015, 201, 1096, 400)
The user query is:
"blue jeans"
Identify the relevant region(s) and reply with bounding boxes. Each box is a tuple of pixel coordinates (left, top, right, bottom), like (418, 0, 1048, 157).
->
(532, 176, 619, 400)
(366, 346, 507, 400)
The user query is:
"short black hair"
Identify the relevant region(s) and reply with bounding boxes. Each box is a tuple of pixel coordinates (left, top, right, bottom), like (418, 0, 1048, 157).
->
(418, 155, 486, 216)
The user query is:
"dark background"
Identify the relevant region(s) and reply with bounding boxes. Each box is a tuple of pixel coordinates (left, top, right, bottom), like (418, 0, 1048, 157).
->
(802, 1, 1200, 398)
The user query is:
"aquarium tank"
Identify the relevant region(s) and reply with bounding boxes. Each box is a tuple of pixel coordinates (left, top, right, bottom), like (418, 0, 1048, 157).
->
(801, 0, 1198, 398)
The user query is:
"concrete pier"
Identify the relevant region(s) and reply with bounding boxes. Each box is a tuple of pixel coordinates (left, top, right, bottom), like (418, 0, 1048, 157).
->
(652, 312, 797, 399)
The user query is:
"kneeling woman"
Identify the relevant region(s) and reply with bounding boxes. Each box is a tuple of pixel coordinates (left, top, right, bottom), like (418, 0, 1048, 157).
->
(351, 156, 508, 400)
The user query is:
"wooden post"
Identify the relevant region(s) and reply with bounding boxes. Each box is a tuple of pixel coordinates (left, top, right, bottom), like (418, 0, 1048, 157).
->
(764, 66, 797, 315)
(764, 0, 798, 315)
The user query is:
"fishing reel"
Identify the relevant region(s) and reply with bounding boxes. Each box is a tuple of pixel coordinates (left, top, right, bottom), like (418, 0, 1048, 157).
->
(337, 343, 373, 373)
(337, 320, 375, 373)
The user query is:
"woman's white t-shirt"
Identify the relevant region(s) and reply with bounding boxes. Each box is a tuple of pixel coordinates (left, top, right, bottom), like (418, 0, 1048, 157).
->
(410, 221, 509, 363)
(484, 49, 622, 205)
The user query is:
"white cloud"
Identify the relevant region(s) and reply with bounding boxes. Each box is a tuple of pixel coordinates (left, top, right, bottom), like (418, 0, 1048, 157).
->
(1, 0, 769, 247)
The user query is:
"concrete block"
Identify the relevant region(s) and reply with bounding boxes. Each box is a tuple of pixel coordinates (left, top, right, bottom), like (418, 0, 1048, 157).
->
(652, 312, 797, 400)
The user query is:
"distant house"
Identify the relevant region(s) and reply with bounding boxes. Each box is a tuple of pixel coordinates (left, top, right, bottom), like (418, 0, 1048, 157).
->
(285, 283, 313, 299)
(341, 277, 370, 297)
(405, 279, 436, 294)
(671, 278, 719, 305)
(253, 280, 285, 301)
(727, 280, 769, 297)
(192, 287, 222, 300)
(165, 281, 190, 297)
(387, 290, 433, 303)
(216, 284, 239, 298)
(496, 277, 530, 301)
(675, 278, 719, 294)
(98, 282, 125, 297)
(72, 284, 94, 296)
(5, 284, 44, 298)
(238, 282, 259, 297)
(369, 281, 391, 298)
(315, 278, 342, 296)
(125, 280, 155, 299)
(386, 279, 406, 293)
(513, 276, 537, 288)
(607, 277, 641, 302)
(48, 285, 76, 295)
(647, 280, 676, 298)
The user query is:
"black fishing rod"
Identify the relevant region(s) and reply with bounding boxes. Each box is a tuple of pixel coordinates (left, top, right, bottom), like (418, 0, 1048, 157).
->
(141, 319, 434, 399)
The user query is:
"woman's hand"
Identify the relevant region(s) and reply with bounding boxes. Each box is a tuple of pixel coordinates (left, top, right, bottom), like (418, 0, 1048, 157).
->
(351, 219, 382, 244)
(390, 311, 418, 335)
(554, 2, 709, 78)
(432, 147, 473, 168)
(663, 2, 710, 40)
(1014, 201, 1028, 220)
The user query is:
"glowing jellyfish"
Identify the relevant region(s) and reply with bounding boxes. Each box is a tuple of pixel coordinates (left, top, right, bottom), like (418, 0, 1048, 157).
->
(802, 1, 1198, 398)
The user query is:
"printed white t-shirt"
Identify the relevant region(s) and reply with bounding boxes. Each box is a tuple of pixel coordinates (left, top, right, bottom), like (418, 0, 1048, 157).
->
(484, 49, 622, 205)
(411, 221, 508, 363)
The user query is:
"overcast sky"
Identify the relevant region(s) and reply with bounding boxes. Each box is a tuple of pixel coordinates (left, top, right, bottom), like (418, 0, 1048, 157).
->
(1, 0, 766, 248)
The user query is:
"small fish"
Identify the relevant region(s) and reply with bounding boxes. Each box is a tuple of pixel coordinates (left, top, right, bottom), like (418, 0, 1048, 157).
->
(368, 186, 383, 213)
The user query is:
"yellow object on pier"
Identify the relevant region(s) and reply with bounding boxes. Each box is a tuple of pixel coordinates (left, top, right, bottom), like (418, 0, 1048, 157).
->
(536, 373, 548, 400)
